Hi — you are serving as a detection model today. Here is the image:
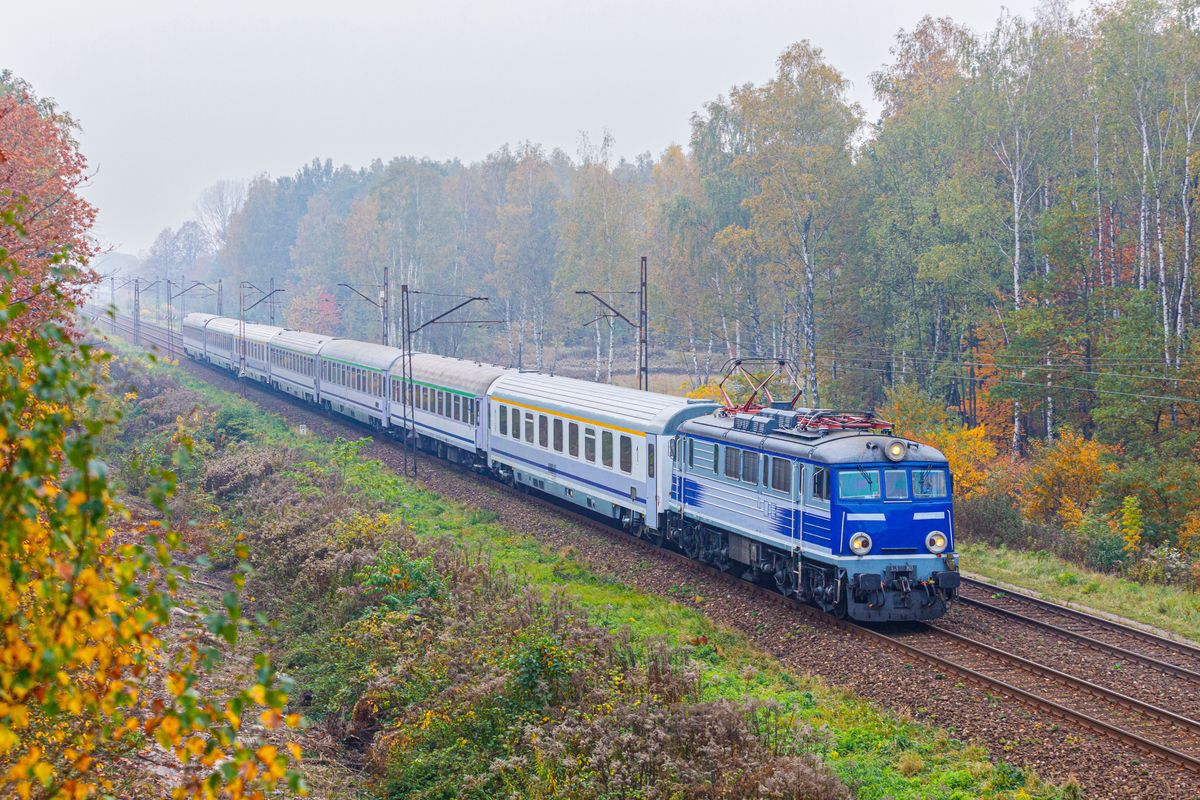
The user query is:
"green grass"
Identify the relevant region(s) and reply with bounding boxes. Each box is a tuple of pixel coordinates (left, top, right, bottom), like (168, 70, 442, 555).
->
(154, 356, 1074, 799)
(962, 542, 1200, 644)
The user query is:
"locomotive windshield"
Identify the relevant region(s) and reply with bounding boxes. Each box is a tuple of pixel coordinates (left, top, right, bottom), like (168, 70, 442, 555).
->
(838, 470, 880, 500)
(838, 467, 949, 501)
(913, 468, 949, 498)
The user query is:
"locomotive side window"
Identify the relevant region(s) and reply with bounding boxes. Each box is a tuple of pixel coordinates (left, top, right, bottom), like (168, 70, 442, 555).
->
(712, 444, 719, 475)
(913, 469, 948, 498)
(619, 435, 632, 474)
(741, 451, 759, 485)
(770, 458, 791, 494)
(584, 428, 596, 462)
(602, 431, 614, 468)
(807, 467, 830, 510)
(686, 439, 693, 467)
(839, 470, 881, 500)
(723, 447, 741, 480)
(553, 418, 563, 452)
(538, 415, 548, 448)
(884, 469, 909, 500)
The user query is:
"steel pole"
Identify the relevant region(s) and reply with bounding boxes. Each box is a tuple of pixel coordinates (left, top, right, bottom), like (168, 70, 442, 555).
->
(133, 279, 141, 345)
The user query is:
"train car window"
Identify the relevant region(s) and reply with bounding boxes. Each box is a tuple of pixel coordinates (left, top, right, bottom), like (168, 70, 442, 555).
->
(771, 458, 791, 493)
(435, 391, 442, 417)
(913, 469, 948, 498)
(498, 405, 508, 435)
(553, 418, 563, 452)
(584, 428, 596, 462)
(884, 469, 909, 500)
(839, 470, 881, 500)
(569, 423, 580, 457)
(724, 447, 741, 480)
(741, 451, 759, 484)
(524, 412, 534, 443)
(808, 467, 830, 509)
(538, 415, 548, 447)
(648, 442, 655, 478)
(602, 431, 614, 468)
(619, 435, 632, 474)
(373, 372, 381, 395)
(451, 395, 459, 421)
(510, 407, 519, 437)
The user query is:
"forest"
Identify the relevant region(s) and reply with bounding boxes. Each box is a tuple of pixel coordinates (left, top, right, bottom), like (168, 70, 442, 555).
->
(130, 1, 1200, 572)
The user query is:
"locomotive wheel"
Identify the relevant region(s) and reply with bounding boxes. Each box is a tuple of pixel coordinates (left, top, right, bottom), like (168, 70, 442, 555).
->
(680, 527, 700, 560)
(773, 567, 795, 597)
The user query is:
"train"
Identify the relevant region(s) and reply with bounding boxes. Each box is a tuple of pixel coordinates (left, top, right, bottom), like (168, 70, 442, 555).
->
(181, 312, 961, 622)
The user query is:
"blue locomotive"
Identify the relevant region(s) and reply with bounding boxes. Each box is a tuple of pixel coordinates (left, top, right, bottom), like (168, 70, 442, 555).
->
(180, 314, 960, 622)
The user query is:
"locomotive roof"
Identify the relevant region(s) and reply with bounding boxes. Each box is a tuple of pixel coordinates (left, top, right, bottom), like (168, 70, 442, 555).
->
(489, 372, 718, 435)
(679, 413, 949, 465)
(390, 352, 512, 397)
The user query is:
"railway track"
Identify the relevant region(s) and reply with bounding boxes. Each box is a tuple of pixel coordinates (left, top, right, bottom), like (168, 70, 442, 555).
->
(88, 309, 1200, 778)
(958, 575, 1200, 679)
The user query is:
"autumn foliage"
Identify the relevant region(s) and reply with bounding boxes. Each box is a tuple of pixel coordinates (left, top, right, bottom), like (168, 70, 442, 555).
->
(0, 73, 303, 799)
(0, 73, 96, 338)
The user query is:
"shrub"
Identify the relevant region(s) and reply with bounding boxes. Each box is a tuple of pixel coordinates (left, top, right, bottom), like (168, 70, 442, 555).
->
(896, 750, 925, 777)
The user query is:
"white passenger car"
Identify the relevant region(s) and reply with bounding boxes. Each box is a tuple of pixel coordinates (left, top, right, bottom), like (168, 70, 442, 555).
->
(316, 339, 403, 426)
(387, 353, 511, 461)
(485, 372, 717, 530)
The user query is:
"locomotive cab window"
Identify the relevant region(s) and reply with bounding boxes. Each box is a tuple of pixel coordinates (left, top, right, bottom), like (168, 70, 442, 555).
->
(913, 468, 948, 498)
(884, 469, 909, 500)
(839, 469, 881, 500)
(807, 467, 830, 510)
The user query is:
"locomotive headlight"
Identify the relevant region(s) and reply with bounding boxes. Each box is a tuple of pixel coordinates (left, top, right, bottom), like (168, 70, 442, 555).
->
(849, 532, 872, 556)
(885, 439, 906, 462)
(926, 530, 949, 554)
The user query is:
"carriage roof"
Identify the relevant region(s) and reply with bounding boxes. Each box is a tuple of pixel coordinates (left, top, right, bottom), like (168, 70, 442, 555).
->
(489, 372, 718, 435)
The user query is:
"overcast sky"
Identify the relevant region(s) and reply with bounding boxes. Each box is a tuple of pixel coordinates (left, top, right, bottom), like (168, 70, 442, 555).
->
(4, 0, 1049, 255)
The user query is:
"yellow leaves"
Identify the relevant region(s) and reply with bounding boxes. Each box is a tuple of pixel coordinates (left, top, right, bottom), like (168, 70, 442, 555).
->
(923, 424, 997, 500)
(0, 726, 19, 754)
(1021, 428, 1114, 524)
(166, 672, 189, 697)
